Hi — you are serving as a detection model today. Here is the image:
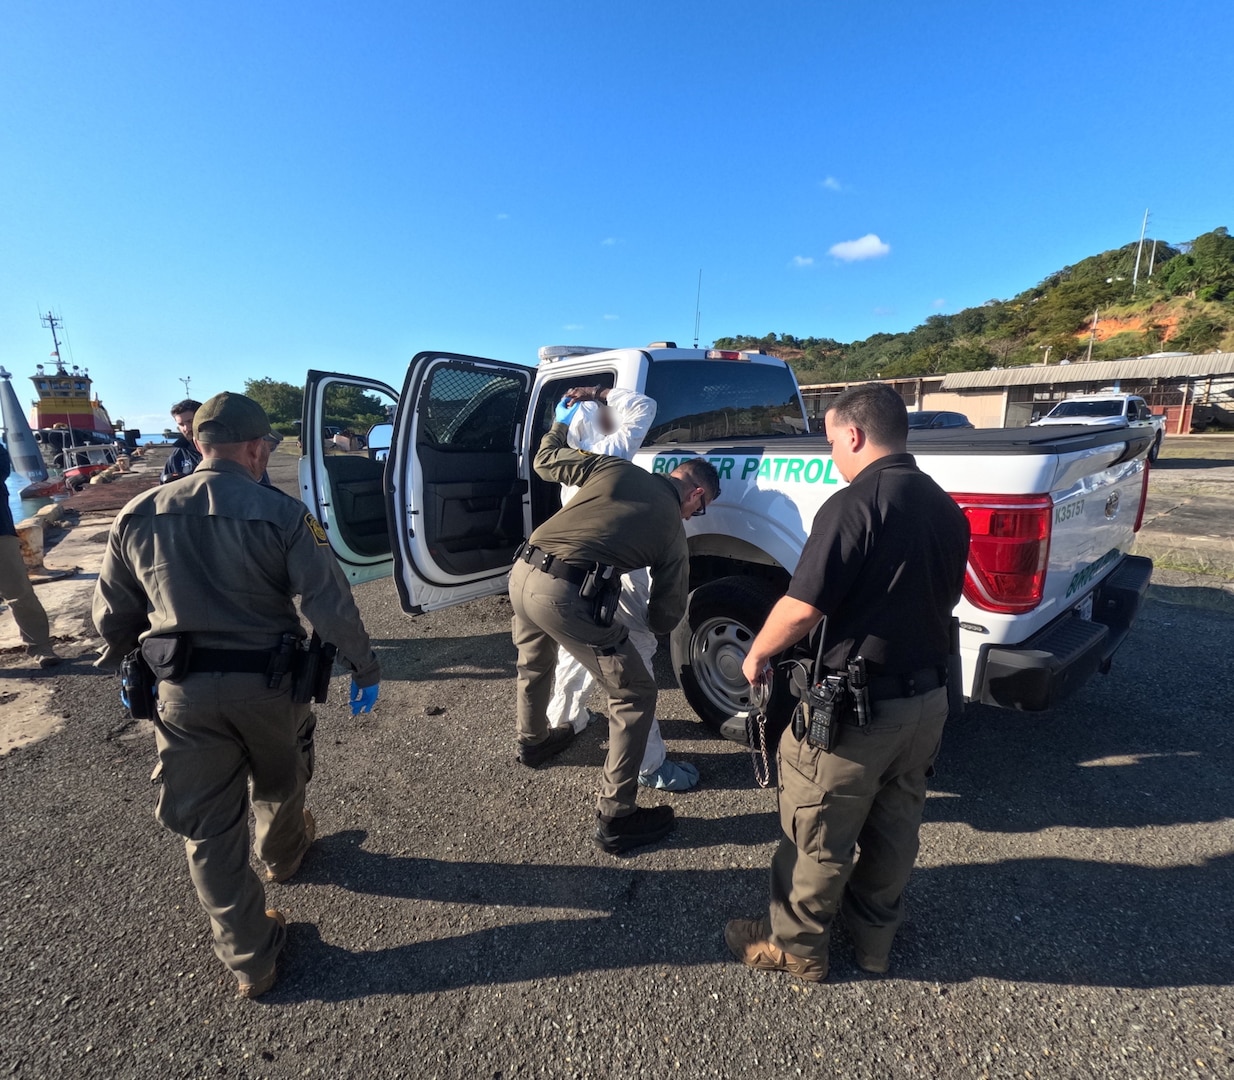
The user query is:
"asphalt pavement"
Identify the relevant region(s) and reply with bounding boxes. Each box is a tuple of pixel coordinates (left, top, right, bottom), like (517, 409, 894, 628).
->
(1, 439, 1231, 1079)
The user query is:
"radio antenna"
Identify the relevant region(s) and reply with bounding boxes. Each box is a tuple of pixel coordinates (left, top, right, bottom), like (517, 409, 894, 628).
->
(692, 270, 702, 348)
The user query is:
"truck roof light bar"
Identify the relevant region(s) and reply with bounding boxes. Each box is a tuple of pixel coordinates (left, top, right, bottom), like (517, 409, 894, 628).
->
(537, 345, 613, 363)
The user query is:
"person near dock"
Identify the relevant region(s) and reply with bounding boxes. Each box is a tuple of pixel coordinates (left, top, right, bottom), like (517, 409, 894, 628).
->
(93, 392, 381, 998)
(159, 399, 203, 484)
(545, 385, 700, 792)
(0, 440, 62, 668)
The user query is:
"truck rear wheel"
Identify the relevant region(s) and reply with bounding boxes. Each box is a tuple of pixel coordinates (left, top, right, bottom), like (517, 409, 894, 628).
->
(671, 575, 794, 733)
(1147, 431, 1162, 463)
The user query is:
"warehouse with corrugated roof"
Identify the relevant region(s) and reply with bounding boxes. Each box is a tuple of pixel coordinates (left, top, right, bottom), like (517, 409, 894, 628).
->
(798, 352, 1234, 432)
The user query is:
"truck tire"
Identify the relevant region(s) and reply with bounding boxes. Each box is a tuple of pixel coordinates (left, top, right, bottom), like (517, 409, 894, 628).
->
(1147, 431, 1162, 463)
(671, 575, 795, 734)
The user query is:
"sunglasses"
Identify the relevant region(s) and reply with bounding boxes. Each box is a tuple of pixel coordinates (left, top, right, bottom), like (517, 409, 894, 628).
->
(691, 488, 712, 517)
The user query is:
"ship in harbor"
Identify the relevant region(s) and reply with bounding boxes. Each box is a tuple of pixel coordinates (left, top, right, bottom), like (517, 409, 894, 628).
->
(26, 311, 120, 440)
(0, 313, 133, 496)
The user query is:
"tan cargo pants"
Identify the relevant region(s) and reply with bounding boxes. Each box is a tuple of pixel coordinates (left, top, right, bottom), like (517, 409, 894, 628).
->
(769, 686, 948, 967)
(152, 672, 315, 980)
(0, 534, 54, 659)
(508, 559, 656, 819)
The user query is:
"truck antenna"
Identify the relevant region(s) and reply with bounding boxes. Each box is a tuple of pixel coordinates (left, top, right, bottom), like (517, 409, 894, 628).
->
(692, 270, 702, 348)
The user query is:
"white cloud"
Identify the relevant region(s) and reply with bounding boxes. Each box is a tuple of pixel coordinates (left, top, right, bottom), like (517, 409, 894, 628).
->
(601, 237, 621, 246)
(821, 176, 842, 191)
(829, 234, 890, 262)
(603, 314, 619, 321)
(791, 255, 815, 268)
(495, 212, 509, 220)
(563, 323, 584, 330)
(872, 305, 896, 317)
(931, 298, 947, 310)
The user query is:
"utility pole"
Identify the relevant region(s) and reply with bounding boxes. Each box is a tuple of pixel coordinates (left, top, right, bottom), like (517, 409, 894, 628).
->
(1132, 208, 1149, 294)
(180, 376, 191, 399)
(1085, 308, 1099, 363)
(692, 270, 702, 349)
(1147, 238, 1158, 279)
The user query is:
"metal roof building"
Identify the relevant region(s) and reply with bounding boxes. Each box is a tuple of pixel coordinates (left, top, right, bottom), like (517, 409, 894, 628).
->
(800, 352, 1234, 432)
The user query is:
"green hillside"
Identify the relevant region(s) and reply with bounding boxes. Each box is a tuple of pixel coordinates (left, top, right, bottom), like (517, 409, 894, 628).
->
(715, 227, 1234, 385)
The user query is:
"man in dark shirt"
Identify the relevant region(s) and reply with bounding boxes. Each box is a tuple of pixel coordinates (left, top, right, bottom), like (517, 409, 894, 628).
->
(160, 399, 203, 484)
(726, 382, 969, 981)
(510, 397, 720, 854)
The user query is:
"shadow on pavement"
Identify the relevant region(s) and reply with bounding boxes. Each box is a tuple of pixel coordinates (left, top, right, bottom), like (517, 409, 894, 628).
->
(267, 831, 1233, 1001)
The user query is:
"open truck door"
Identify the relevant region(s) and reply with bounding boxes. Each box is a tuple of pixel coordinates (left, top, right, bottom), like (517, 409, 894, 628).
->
(300, 370, 401, 584)
(387, 352, 533, 613)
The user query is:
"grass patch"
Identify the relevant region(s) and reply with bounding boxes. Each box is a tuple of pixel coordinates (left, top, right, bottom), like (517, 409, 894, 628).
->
(1145, 550, 1234, 581)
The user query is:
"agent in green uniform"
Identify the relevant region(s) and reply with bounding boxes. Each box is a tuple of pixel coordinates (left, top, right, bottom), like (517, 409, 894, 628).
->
(93, 392, 381, 998)
(510, 396, 720, 854)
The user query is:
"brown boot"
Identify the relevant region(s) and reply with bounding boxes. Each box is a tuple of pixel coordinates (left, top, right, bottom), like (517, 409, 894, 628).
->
(264, 809, 316, 883)
(724, 917, 828, 982)
(235, 910, 286, 999)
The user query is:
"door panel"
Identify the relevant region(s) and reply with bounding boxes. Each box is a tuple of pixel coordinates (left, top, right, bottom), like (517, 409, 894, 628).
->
(300, 371, 400, 584)
(389, 353, 533, 612)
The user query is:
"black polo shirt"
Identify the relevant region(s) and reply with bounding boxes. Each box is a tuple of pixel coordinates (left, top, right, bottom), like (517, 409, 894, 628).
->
(786, 452, 970, 675)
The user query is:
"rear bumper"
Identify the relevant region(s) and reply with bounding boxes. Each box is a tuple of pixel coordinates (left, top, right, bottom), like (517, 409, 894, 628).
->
(973, 554, 1153, 711)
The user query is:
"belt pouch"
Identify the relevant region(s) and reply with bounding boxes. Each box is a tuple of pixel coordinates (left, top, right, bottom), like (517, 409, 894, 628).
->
(291, 642, 317, 704)
(141, 634, 192, 683)
(311, 640, 338, 703)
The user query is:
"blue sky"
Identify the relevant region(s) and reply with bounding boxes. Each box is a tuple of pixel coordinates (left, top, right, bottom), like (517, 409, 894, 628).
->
(2, 0, 1231, 436)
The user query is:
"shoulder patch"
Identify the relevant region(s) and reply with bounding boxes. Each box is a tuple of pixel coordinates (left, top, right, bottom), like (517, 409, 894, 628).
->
(304, 512, 329, 545)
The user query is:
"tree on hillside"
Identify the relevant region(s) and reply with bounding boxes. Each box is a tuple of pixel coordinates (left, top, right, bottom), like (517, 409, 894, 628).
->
(244, 378, 303, 425)
(1155, 228, 1233, 301)
(717, 227, 1230, 381)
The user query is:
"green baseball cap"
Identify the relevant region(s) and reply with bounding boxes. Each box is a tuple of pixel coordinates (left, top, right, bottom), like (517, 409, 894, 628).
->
(194, 392, 281, 445)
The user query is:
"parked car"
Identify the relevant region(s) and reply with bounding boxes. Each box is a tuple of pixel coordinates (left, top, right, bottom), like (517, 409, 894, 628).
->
(1030, 394, 1165, 462)
(907, 410, 973, 430)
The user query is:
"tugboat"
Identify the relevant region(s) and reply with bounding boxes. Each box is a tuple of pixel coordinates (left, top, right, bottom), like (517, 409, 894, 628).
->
(3, 313, 128, 495)
(28, 311, 119, 440)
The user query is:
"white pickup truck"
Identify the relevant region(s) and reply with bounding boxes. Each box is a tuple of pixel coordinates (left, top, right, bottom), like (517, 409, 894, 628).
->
(1031, 393, 1166, 462)
(300, 344, 1154, 727)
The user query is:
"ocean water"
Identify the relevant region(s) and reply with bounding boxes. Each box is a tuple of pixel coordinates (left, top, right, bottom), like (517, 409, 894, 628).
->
(4, 435, 177, 522)
(5, 477, 57, 530)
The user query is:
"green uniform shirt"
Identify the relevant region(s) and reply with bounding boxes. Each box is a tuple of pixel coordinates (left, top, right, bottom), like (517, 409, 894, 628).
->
(529, 423, 689, 636)
(93, 457, 380, 686)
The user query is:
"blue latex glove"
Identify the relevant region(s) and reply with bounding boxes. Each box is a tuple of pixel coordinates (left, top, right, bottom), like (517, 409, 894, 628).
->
(553, 396, 581, 425)
(350, 679, 380, 715)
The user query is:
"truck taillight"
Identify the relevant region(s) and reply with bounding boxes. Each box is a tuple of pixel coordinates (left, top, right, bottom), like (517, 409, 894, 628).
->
(951, 493, 1053, 614)
(704, 350, 751, 361)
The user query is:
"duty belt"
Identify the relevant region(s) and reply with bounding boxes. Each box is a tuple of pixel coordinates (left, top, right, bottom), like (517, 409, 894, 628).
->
(186, 648, 274, 675)
(515, 543, 592, 587)
(865, 665, 947, 702)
